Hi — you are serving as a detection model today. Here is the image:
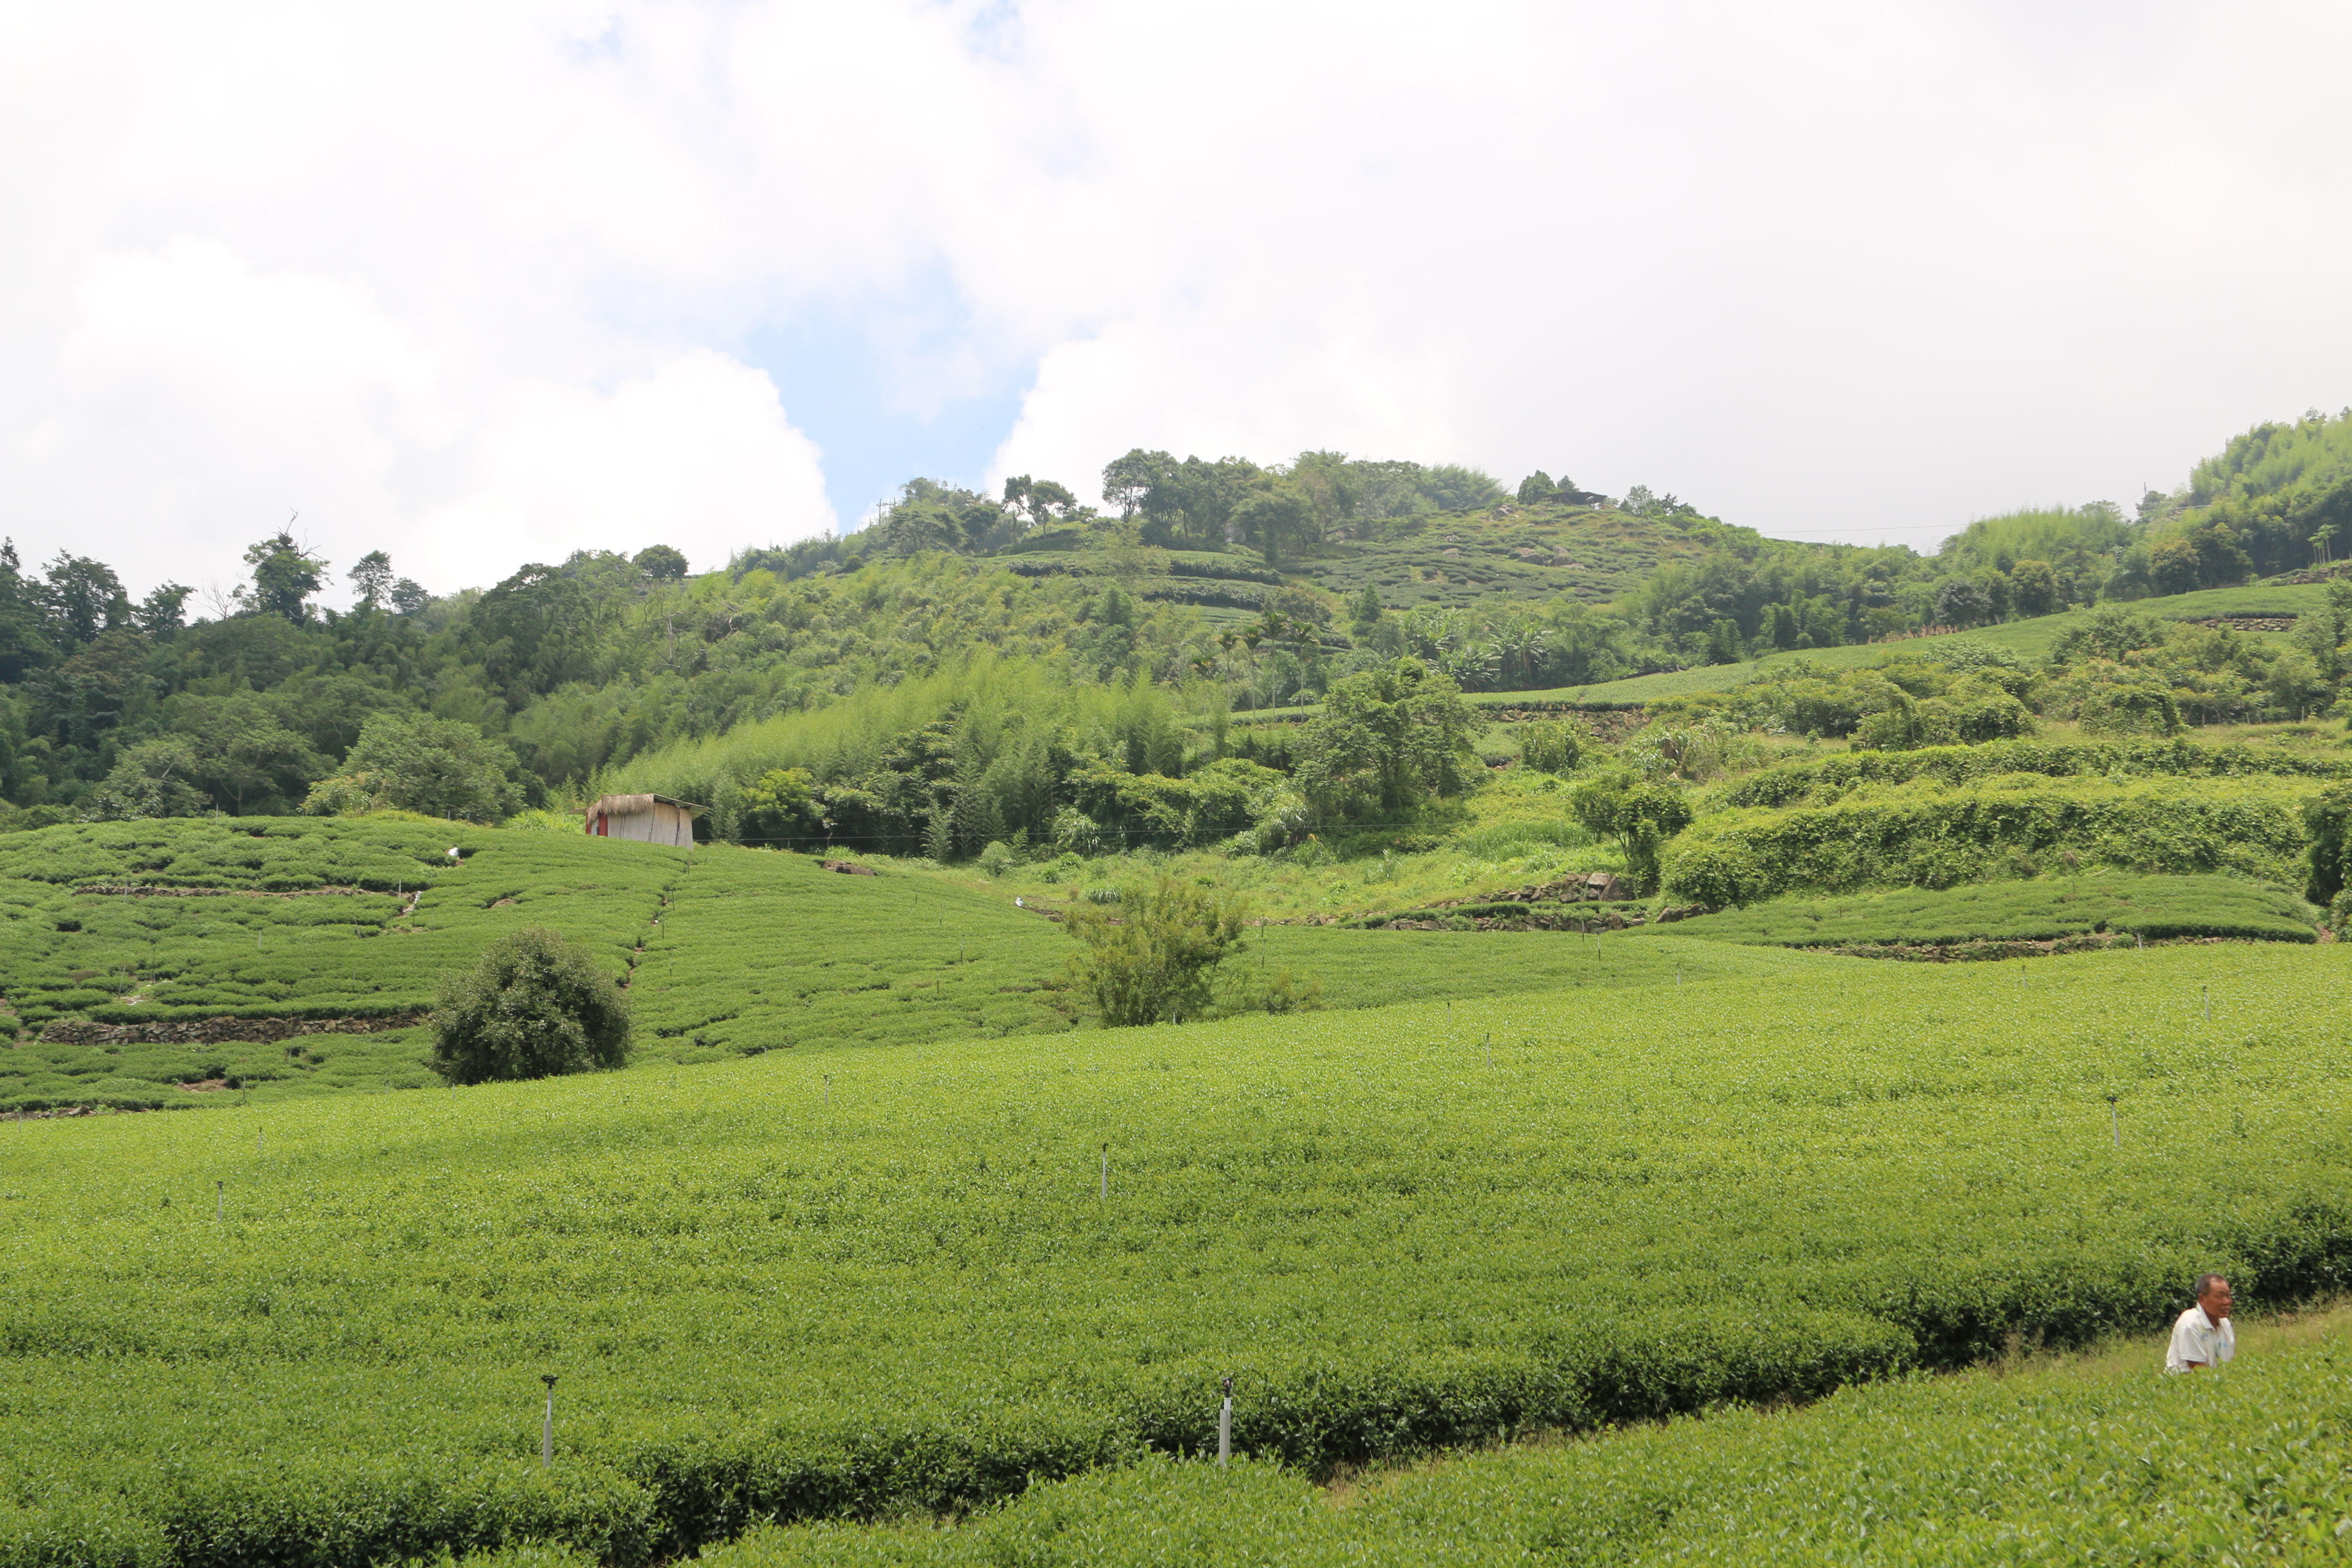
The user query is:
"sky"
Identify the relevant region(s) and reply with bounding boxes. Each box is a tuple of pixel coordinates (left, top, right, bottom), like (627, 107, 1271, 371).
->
(2, 0, 2347, 608)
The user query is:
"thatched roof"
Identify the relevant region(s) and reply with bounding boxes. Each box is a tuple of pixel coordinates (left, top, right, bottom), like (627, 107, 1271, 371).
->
(585, 793, 706, 819)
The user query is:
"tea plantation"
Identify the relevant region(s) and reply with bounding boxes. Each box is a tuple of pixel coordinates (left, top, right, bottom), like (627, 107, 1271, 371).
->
(704, 1320, 2352, 1566)
(0, 817, 1804, 1110)
(1, 941, 2346, 1565)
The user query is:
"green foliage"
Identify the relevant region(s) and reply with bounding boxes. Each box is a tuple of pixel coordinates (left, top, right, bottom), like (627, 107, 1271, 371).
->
(1648, 873, 2318, 948)
(80, 738, 214, 820)
(732, 767, 822, 846)
(1719, 735, 2351, 811)
(238, 531, 328, 624)
(2, 945, 2349, 1561)
(1295, 658, 1478, 817)
(1513, 720, 1580, 775)
(429, 926, 632, 1084)
(633, 545, 689, 582)
(2306, 781, 2352, 906)
(305, 710, 522, 823)
(1566, 772, 1692, 891)
(1062, 876, 1250, 1025)
(1663, 774, 2316, 907)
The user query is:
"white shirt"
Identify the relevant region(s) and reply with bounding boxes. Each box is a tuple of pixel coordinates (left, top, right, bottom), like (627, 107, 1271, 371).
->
(2164, 1305, 2234, 1373)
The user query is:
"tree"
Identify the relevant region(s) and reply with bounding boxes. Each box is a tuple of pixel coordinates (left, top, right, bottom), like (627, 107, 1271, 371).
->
(36, 553, 131, 649)
(2292, 580, 2352, 685)
(80, 738, 213, 820)
(173, 692, 329, 814)
(2008, 558, 2059, 616)
(2304, 783, 2352, 909)
(301, 710, 521, 822)
(634, 545, 689, 582)
(135, 583, 193, 637)
(347, 551, 395, 607)
(735, 765, 824, 845)
(1516, 471, 1555, 505)
(1932, 577, 1994, 629)
(1063, 876, 1250, 1026)
(240, 532, 328, 623)
(1295, 656, 1477, 817)
(1567, 772, 1694, 893)
(389, 578, 431, 616)
(1347, 585, 1384, 639)
(429, 927, 631, 1084)
(1289, 451, 1361, 540)
(1230, 487, 1315, 568)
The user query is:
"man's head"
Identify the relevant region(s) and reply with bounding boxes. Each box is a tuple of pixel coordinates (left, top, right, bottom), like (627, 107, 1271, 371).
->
(2196, 1274, 2233, 1321)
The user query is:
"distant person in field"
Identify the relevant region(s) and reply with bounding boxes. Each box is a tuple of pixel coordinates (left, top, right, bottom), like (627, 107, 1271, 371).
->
(2165, 1274, 2234, 1373)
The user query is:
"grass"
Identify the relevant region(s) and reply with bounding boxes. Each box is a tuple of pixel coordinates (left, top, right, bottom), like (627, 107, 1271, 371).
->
(0, 941, 2347, 1564)
(1641, 873, 2320, 948)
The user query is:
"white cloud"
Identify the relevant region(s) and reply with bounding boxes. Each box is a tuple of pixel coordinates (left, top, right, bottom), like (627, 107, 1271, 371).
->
(0, 0, 2346, 600)
(421, 353, 832, 577)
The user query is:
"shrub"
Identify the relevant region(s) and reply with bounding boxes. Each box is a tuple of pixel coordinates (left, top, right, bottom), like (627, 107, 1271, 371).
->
(978, 841, 1018, 879)
(1516, 721, 1581, 775)
(429, 927, 631, 1084)
(1662, 776, 2312, 907)
(2306, 782, 2352, 906)
(1566, 772, 1692, 892)
(1063, 876, 1250, 1026)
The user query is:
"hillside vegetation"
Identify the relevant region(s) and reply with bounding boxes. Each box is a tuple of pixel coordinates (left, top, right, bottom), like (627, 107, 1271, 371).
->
(1, 942, 2345, 1565)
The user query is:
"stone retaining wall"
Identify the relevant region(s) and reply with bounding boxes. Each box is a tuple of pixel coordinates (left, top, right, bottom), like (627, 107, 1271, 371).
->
(39, 1013, 427, 1046)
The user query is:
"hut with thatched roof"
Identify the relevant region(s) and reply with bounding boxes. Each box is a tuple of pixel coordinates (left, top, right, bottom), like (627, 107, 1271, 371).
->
(584, 793, 704, 846)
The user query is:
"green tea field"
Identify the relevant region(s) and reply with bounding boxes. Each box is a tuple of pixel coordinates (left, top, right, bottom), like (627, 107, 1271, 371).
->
(1, 941, 2345, 1565)
(704, 1313, 2352, 1566)
(0, 818, 1796, 1111)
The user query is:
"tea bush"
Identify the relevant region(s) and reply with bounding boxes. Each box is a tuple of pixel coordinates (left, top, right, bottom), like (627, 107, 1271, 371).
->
(702, 1331, 2352, 1566)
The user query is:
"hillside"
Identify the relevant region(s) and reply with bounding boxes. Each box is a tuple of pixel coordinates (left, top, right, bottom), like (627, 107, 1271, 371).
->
(3, 940, 2346, 1564)
(1275, 497, 1728, 612)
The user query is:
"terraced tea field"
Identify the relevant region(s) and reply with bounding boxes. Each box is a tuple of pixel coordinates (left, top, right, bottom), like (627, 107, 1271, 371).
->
(1, 940, 2345, 1565)
(0, 818, 1798, 1110)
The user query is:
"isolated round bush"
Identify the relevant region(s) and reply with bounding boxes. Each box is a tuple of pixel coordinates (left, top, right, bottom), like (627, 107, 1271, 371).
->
(430, 927, 631, 1084)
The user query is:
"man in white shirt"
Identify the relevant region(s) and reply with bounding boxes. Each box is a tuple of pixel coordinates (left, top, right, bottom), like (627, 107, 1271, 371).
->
(2164, 1274, 2234, 1373)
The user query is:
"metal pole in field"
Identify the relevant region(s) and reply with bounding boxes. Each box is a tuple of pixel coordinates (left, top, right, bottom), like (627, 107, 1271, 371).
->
(2107, 1094, 2119, 1148)
(2203, 983, 2210, 1023)
(216, 1180, 223, 1222)
(1484, 1033, 1491, 1069)
(824, 1075, 830, 1108)
(1218, 1376, 1232, 1467)
(541, 1375, 557, 1467)
(1100, 1143, 1109, 1200)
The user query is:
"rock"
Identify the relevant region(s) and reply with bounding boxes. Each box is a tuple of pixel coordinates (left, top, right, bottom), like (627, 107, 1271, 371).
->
(822, 860, 878, 876)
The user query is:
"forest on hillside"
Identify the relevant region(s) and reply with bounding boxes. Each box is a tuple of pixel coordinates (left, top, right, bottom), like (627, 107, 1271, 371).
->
(1, 409, 2348, 841)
